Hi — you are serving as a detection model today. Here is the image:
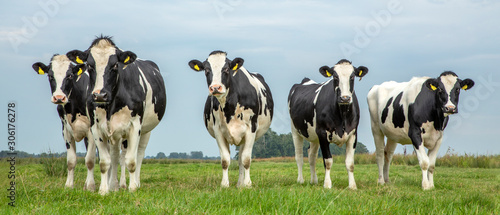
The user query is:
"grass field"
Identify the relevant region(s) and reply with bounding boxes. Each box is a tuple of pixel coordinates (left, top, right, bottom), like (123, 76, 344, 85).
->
(1, 156, 499, 214)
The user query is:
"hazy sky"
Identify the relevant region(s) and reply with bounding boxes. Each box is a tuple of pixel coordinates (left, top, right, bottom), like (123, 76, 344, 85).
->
(1, 0, 499, 158)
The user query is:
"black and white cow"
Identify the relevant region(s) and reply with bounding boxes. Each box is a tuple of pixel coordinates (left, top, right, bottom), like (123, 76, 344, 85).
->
(32, 55, 96, 190)
(288, 59, 368, 189)
(66, 36, 167, 195)
(188, 51, 273, 187)
(367, 71, 474, 189)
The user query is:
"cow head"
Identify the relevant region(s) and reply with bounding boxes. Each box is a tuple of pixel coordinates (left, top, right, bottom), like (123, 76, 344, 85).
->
(188, 51, 243, 99)
(424, 71, 474, 116)
(319, 59, 368, 105)
(66, 36, 136, 104)
(32, 55, 86, 105)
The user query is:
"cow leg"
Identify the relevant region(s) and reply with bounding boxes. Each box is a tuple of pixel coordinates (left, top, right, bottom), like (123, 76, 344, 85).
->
(372, 129, 386, 185)
(94, 132, 111, 195)
(291, 126, 305, 184)
(119, 140, 128, 189)
(308, 142, 320, 184)
(125, 120, 142, 192)
(383, 139, 398, 184)
(345, 136, 357, 190)
(84, 135, 96, 191)
(319, 138, 333, 189)
(215, 134, 231, 187)
(237, 149, 244, 187)
(65, 139, 77, 189)
(238, 133, 256, 188)
(136, 131, 151, 188)
(410, 128, 431, 190)
(427, 138, 442, 189)
(108, 139, 120, 191)
(413, 144, 431, 190)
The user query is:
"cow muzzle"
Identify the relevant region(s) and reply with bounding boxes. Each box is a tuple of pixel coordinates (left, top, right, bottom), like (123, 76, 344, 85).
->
(209, 84, 225, 96)
(92, 90, 108, 103)
(338, 95, 352, 105)
(443, 105, 457, 114)
(51, 95, 67, 105)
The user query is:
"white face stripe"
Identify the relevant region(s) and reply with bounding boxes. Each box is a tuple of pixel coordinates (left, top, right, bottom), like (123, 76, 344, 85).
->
(333, 62, 354, 98)
(440, 74, 458, 107)
(207, 53, 227, 87)
(90, 40, 116, 93)
(50, 55, 72, 97)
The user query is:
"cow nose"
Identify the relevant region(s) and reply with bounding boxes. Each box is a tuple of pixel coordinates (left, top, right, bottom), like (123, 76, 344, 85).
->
(93, 91, 108, 102)
(340, 95, 351, 103)
(209, 84, 223, 94)
(443, 105, 456, 113)
(52, 95, 67, 104)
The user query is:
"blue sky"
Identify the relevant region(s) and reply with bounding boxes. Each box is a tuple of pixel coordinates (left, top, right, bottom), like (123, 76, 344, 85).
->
(1, 0, 499, 157)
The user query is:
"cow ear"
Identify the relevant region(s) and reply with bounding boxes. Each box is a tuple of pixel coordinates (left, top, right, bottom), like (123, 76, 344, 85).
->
(66, 50, 88, 64)
(460, 78, 474, 91)
(72, 64, 86, 76)
(355, 66, 368, 79)
(188, 60, 204, 72)
(32, 62, 49, 75)
(424, 78, 440, 91)
(319, 66, 333, 78)
(118, 51, 137, 65)
(230, 58, 244, 71)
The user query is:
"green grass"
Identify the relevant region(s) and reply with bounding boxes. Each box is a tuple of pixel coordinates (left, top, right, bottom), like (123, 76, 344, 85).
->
(0, 157, 499, 214)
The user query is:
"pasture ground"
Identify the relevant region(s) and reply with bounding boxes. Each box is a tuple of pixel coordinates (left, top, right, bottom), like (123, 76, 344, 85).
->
(1, 157, 499, 214)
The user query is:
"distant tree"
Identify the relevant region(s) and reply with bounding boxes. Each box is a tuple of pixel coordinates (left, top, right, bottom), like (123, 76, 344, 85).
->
(156, 152, 167, 159)
(190, 151, 203, 159)
(169, 152, 180, 159)
(178, 153, 188, 159)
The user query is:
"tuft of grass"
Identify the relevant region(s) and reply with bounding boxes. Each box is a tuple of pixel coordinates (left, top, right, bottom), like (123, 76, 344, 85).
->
(40, 151, 67, 177)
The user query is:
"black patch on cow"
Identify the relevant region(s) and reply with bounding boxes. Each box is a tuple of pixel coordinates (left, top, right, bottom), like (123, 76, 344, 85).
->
(99, 138, 103, 142)
(66, 142, 70, 149)
(84, 137, 89, 150)
(288, 78, 319, 138)
(392, 92, 405, 128)
(138, 130, 141, 135)
(122, 140, 128, 149)
(381, 97, 393, 124)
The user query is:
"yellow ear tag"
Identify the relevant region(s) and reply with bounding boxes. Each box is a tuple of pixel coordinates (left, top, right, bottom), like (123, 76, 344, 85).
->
(38, 67, 45, 75)
(194, 64, 200, 71)
(326, 71, 331, 77)
(124, 56, 130, 64)
(232, 63, 239, 71)
(462, 85, 468, 90)
(359, 70, 363, 76)
(430, 84, 437, 91)
(76, 56, 83, 64)
(77, 68, 83, 76)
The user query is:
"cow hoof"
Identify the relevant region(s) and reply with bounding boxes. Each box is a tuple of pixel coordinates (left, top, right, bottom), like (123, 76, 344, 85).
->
(323, 181, 332, 189)
(221, 181, 229, 188)
(297, 177, 304, 184)
(84, 183, 96, 192)
(120, 184, 127, 189)
(98, 189, 109, 195)
(349, 184, 357, 190)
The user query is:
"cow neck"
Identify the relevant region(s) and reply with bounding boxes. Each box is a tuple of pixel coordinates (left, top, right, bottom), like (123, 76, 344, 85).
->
(412, 85, 448, 131)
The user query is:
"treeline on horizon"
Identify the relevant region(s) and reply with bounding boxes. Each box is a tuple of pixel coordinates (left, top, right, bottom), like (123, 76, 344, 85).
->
(1, 129, 370, 160)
